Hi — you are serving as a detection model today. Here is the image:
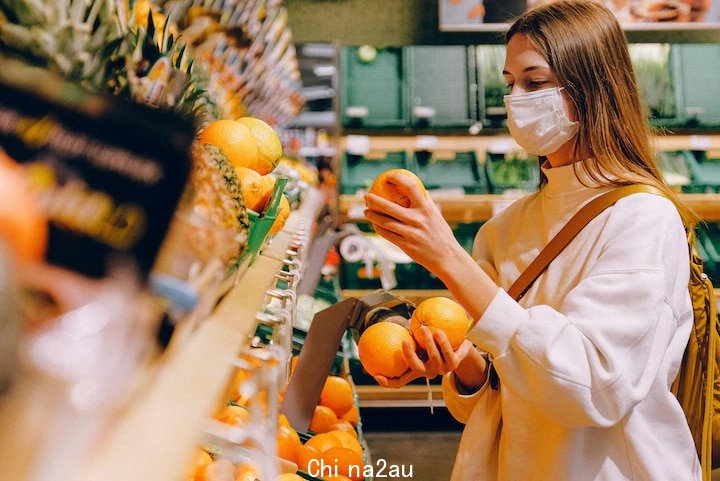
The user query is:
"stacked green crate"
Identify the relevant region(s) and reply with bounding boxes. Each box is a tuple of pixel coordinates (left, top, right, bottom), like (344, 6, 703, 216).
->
(477, 45, 508, 128)
(340, 151, 410, 195)
(405, 46, 479, 128)
(413, 150, 488, 194)
(341, 47, 406, 128)
(670, 44, 720, 128)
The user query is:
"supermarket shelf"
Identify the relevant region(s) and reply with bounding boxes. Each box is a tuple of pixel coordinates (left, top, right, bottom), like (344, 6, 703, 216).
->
(355, 384, 445, 408)
(342, 289, 453, 305)
(73, 191, 324, 481)
(340, 193, 720, 223)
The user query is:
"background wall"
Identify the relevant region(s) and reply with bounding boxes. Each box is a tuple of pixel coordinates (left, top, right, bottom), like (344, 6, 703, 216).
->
(286, 0, 720, 45)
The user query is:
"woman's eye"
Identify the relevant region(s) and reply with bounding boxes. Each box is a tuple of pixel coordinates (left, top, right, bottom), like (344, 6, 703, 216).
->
(528, 80, 548, 88)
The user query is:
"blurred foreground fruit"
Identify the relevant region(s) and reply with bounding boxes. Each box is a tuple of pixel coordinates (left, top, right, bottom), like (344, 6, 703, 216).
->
(194, 458, 235, 481)
(235, 167, 274, 213)
(198, 120, 259, 171)
(277, 474, 304, 481)
(237, 117, 283, 175)
(187, 449, 213, 479)
(277, 424, 302, 464)
(357, 321, 416, 378)
(319, 376, 354, 418)
(410, 297, 469, 350)
(368, 169, 425, 208)
(269, 194, 290, 235)
(0, 155, 48, 263)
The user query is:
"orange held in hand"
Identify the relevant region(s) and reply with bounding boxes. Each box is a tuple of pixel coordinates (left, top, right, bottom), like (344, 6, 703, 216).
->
(357, 321, 416, 378)
(368, 169, 425, 208)
(410, 297, 469, 350)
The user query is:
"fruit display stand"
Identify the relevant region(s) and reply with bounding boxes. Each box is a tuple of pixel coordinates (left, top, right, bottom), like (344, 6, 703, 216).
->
(0, 186, 324, 481)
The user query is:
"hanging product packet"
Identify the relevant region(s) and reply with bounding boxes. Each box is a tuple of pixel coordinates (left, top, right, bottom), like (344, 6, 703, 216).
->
(0, 54, 194, 283)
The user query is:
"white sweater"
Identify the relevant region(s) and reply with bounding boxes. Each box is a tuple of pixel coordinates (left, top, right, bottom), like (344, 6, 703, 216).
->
(442, 161, 701, 481)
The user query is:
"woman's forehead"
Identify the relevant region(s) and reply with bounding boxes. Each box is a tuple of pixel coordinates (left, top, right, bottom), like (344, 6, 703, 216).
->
(504, 34, 550, 74)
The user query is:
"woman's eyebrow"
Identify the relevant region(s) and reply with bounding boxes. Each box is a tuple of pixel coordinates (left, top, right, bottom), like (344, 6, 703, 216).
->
(502, 65, 548, 75)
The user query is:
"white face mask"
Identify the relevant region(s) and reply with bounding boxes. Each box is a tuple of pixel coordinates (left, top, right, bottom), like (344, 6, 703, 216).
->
(504, 87, 579, 156)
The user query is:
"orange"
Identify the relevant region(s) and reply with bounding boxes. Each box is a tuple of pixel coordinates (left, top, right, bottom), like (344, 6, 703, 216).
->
(340, 405, 359, 427)
(194, 459, 235, 481)
(278, 413, 292, 429)
(277, 474, 304, 481)
(214, 404, 249, 426)
(329, 422, 357, 438)
(323, 476, 353, 481)
(320, 447, 364, 481)
(327, 430, 362, 457)
(305, 432, 342, 453)
(310, 405, 339, 434)
(319, 376, 354, 418)
(237, 117, 282, 175)
(187, 449, 213, 479)
(269, 194, 290, 235)
(234, 461, 261, 481)
(290, 355, 299, 375)
(410, 297, 469, 350)
(357, 322, 416, 378)
(234, 167, 273, 213)
(297, 444, 321, 473)
(277, 425, 301, 464)
(198, 120, 259, 172)
(368, 169, 425, 208)
(0, 157, 48, 263)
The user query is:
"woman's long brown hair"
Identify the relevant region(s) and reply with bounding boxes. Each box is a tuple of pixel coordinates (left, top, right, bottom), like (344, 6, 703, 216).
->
(507, 0, 697, 226)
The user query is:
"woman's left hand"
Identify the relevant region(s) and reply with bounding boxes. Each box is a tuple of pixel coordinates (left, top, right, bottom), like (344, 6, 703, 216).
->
(364, 173, 463, 274)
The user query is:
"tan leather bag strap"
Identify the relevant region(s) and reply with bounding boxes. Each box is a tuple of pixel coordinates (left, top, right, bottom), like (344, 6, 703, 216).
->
(507, 184, 665, 301)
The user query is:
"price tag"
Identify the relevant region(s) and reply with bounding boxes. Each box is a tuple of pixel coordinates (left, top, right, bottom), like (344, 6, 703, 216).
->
(0, 57, 193, 280)
(415, 135, 439, 150)
(346, 135, 370, 156)
(690, 135, 713, 151)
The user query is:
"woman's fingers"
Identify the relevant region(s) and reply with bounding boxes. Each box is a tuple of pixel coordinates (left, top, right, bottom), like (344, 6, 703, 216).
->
(364, 193, 418, 225)
(387, 173, 428, 208)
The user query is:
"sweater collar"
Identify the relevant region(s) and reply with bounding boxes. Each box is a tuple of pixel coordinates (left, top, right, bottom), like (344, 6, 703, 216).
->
(541, 160, 607, 197)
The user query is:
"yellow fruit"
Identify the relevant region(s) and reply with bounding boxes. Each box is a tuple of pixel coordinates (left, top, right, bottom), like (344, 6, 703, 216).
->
(194, 459, 235, 481)
(309, 406, 339, 434)
(410, 297, 469, 350)
(198, 120, 259, 172)
(214, 405, 249, 426)
(0, 155, 48, 263)
(277, 424, 301, 464)
(277, 474, 304, 481)
(234, 461, 261, 481)
(234, 167, 273, 213)
(237, 117, 282, 175)
(319, 376, 354, 418)
(187, 449, 213, 479)
(357, 322, 415, 378)
(368, 169, 425, 208)
(340, 405, 359, 427)
(269, 194, 290, 235)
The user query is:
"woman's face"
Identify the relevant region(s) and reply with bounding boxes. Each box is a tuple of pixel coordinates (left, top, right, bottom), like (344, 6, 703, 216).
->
(503, 33, 577, 122)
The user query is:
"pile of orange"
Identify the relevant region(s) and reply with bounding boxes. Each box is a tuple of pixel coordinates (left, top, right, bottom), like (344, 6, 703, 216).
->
(298, 430, 365, 481)
(198, 117, 289, 234)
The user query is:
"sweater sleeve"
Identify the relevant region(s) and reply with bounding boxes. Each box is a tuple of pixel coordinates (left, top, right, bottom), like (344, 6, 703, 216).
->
(466, 194, 690, 428)
(442, 370, 493, 424)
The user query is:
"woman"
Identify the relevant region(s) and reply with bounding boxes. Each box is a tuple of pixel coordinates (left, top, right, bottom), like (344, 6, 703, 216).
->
(363, 1, 700, 480)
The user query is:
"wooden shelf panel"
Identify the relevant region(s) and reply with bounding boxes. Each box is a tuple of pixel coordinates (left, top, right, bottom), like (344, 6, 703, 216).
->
(355, 384, 445, 408)
(341, 193, 720, 223)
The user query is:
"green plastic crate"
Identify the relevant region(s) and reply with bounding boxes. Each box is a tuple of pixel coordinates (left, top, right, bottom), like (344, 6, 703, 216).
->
(660, 150, 720, 193)
(238, 177, 289, 266)
(341, 47, 406, 128)
(414, 150, 487, 194)
(485, 152, 540, 193)
(340, 151, 410, 195)
(405, 46, 478, 128)
(697, 224, 720, 287)
(670, 45, 720, 127)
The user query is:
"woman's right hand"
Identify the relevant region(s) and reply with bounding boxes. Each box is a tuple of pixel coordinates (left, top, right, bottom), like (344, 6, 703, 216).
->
(374, 326, 480, 389)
